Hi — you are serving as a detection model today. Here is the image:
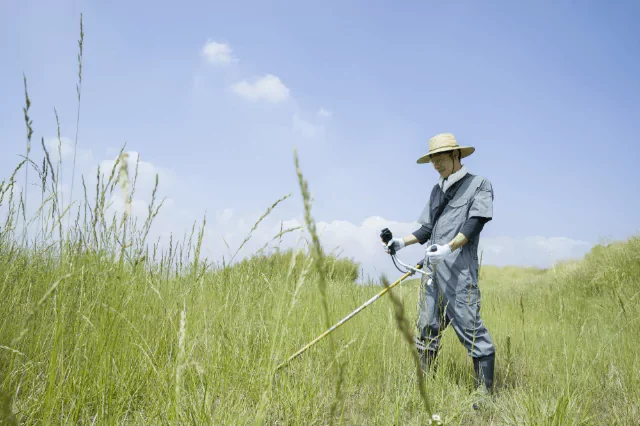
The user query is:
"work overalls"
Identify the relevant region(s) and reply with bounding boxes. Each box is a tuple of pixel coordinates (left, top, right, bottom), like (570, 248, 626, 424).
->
(415, 173, 496, 389)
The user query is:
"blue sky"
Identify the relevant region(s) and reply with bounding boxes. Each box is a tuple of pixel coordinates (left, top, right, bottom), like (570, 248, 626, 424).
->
(1, 0, 639, 280)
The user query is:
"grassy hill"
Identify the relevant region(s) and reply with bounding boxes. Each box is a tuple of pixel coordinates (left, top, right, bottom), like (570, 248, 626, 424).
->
(1, 160, 639, 425)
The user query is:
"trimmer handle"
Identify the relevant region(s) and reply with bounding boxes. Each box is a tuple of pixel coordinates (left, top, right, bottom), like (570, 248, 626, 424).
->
(380, 228, 395, 255)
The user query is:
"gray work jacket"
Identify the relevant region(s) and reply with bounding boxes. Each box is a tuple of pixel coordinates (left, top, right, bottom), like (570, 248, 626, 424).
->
(416, 173, 494, 299)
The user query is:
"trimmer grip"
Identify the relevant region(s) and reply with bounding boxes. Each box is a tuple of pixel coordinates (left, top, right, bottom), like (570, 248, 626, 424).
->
(380, 228, 392, 244)
(380, 228, 395, 255)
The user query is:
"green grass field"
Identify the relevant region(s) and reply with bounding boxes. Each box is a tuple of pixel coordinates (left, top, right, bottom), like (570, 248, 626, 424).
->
(1, 148, 639, 424)
(2, 17, 639, 424)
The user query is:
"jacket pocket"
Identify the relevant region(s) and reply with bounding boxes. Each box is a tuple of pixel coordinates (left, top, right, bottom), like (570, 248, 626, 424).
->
(455, 267, 478, 305)
(448, 196, 469, 209)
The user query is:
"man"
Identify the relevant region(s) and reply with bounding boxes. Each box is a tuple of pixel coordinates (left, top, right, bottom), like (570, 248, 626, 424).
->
(383, 133, 495, 406)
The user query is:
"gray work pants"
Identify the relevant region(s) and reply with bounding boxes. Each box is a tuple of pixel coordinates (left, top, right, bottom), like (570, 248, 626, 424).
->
(416, 268, 495, 359)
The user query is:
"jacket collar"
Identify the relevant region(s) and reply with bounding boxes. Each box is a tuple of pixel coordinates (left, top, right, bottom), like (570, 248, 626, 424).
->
(439, 165, 468, 193)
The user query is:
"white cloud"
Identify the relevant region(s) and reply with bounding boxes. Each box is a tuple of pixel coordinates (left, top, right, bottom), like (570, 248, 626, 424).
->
(292, 108, 331, 139)
(98, 151, 175, 195)
(187, 212, 425, 282)
(292, 112, 321, 139)
(43, 136, 95, 168)
(12, 136, 594, 284)
(317, 107, 332, 118)
(188, 211, 593, 282)
(201, 40, 235, 64)
(230, 74, 290, 103)
(216, 208, 234, 226)
(2, 139, 182, 250)
(308, 219, 593, 279)
(479, 235, 592, 268)
(38, 139, 171, 204)
(44, 136, 73, 161)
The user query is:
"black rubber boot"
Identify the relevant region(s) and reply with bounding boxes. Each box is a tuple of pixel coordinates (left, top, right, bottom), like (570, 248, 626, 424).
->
(474, 353, 495, 392)
(472, 353, 495, 410)
(420, 349, 439, 374)
(415, 336, 438, 374)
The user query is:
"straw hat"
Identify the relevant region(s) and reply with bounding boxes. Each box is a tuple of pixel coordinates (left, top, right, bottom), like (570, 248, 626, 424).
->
(416, 133, 475, 164)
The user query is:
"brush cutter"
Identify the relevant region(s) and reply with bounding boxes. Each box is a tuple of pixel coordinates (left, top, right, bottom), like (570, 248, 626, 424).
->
(274, 229, 433, 371)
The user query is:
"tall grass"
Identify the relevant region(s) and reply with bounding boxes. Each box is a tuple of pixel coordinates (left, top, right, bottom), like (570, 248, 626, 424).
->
(1, 15, 640, 425)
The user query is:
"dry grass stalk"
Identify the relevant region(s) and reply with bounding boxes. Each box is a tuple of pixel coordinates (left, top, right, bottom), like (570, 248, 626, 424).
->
(382, 274, 436, 420)
(22, 74, 33, 242)
(69, 13, 84, 222)
(174, 302, 187, 424)
(229, 193, 291, 265)
(116, 152, 131, 218)
(293, 148, 345, 425)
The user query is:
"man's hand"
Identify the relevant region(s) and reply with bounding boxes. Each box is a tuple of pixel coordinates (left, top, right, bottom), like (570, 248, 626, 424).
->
(448, 232, 469, 252)
(383, 237, 406, 254)
(426, 243, 452, 265)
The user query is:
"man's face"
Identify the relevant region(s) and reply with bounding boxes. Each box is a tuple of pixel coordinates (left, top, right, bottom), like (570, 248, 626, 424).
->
(430, 151, 456, 178)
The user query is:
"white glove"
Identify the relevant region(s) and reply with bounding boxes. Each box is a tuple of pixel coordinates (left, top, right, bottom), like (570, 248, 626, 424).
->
(426, 243, 452, 265)
(382, 237, 405, 253)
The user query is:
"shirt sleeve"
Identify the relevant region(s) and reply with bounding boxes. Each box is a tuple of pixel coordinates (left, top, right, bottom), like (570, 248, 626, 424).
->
(460, 216, 489, 240)
(468, 178, 494, 220)
(411, 224, 432, 245)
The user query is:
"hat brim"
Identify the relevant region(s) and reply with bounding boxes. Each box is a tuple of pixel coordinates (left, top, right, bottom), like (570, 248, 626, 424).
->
(416, 146, 475, 164)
